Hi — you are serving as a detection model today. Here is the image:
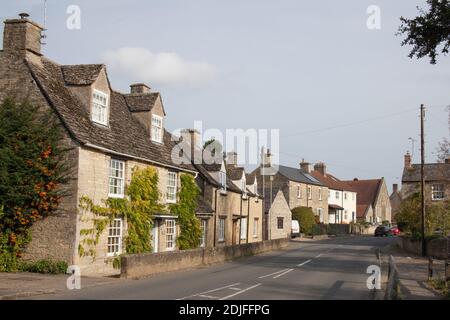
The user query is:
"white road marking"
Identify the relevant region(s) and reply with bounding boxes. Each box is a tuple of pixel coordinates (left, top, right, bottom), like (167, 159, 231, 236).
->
(258, 268, 291, 279)
(297, 259, 312, 267)
(198, 294, 219, 299)
(176, 282, 241, 300)
(273, 268, 294, 279)
(228, 287, 242, 291)
(315, 253, 323, 258)
(219, 283, 262, 300)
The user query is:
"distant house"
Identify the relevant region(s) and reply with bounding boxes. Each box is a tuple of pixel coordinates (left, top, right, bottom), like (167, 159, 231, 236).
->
(401, 152, 450, 202)
(343, 178, 391, 224)
(389, 183, 402, 222)
(311, 163, 357, 224)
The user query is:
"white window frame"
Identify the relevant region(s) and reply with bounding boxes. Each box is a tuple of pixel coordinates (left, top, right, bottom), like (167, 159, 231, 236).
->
(297, 185, 301, 198)
(242, 179, 247, 197)
(335, 191, 340, 200)
(91, 89, 109, 125)
(253, 218, 259, 238)
(166, 171, 177, 203)
(165, 219, 176, 251)
(317, 208, 324, 223)
(151, 114, 163, 143)
(318, 188, 322, 201)
(107, 218, 122, 257)
(200, 219, 207, 248)
(108, 159, 125, 198)
(219, 171, 227, 192)
(218, 218, 226, 242)
(240, 217, 247, 240)
(431, 184, 445, 200)
(344, 192, 347, 200)
(307, 186, 312, 200)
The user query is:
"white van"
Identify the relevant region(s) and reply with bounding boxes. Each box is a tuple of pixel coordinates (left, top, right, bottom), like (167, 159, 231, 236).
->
(291, 220, 300, 238)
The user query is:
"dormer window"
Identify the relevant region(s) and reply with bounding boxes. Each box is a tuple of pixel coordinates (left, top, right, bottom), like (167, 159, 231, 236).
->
(219, 171, 227, 192)
(92, 89, 109, 125)
(242, 178, 247, 197)
(151, 114, 163, 143)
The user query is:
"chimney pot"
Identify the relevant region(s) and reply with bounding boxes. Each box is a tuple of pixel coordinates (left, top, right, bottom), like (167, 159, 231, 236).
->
(404, 151, 412, 169)
(130, 83, 151, 94)
(314, 162, 326, 176)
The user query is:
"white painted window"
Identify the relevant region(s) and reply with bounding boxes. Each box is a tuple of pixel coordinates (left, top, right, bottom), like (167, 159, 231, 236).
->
(297, 185, 301, 198)
(253, 218, 258, 238)
(165, 219, 176, 251)
(109, 159, 124, 198)
(352, 211, 356, 222)
(218, 218, 226, 242)
(344, 210, 348, 220)
(328, 190, 331, 199)
(151, 114, 163, 143)
(240, 217, 247, 240)
(242, 179, 247, 196)
(317, 208, 324, 223)
(307, 186, 312, 200)
(318, 188, 322, 201)
(335, 191, 340, 200)
(92, 89, 108, 125)
(166, 172, 177, 203)
(107, 218, 122, 256)
(200, 219, 207, 247)
(344, 192, 347, 200)
(219, 171, 227, 191)
(431, 184, 444, 200)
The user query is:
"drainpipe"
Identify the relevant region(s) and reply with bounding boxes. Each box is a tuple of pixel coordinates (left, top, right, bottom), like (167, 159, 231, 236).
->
(239, 196, 243, 245)
(213, 188, 218, 247)
(246, 197, 250, 243)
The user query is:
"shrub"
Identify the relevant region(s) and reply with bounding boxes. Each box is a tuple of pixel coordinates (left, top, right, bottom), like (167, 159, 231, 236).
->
(19, 259, 68, 274)
(292, 207, 315, 235)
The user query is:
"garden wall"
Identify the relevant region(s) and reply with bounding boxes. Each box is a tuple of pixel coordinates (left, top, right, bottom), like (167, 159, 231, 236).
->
(398, 236, 449, 259)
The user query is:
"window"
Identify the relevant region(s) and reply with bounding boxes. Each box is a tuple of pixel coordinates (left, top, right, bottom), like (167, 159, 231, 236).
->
(253, 218, 259, 238)
(344, 192, 347, 200)
(92, 90, 108, 125)
(318, 188, 322, 201)
(166, 172, 177, 203)
(109, 159, 124, 198)
(352, 211, 356, 222)
(317, 208, 324, 223)
(218, 218, 226, 242)
(335, 191, 340, 200)
(151, 115, 163, 143)
(307, 186, 312, 200)
(242, 179, 247, 197)
(219, 171, 227, 191)
(328, 190, 331, 199)
(200, 219, 207, 248)
(240, 217, 247, 240)
(166, 219, 176, 251)
(107, 218, 122, 256)
(344, 210, 348, 221)
(277, 217, 284, 229)
(297, 185, 301, 198)
(431, 184, 444, 200)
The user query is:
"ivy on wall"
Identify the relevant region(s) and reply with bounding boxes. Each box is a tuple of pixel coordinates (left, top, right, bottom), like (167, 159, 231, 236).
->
(170, 174, 202, 250)
(78, 166, 165, 260)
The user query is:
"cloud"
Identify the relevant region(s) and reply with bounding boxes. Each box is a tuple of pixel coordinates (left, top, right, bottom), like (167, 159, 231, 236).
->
(101, 47, 216, 86)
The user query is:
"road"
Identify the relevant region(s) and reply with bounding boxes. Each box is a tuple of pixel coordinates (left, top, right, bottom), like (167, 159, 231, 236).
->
(35, 235, 396, 300)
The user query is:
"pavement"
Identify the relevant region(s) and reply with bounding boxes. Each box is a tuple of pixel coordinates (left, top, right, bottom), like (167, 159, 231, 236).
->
(1, 235, 396, 300)
(380, 242, 445, 300)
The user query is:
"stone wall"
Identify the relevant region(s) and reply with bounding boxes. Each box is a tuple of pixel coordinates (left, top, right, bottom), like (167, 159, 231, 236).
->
(121, 238, 290, 279)
(398, 236, 449, 259)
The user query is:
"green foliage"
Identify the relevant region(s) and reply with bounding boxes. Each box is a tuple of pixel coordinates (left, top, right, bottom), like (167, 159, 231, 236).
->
(398, 0, 450, 64)
(0, 98, 71, 271)
(170, 174, 202, 250)
(292, 207, 315, 235)
(78, 166, 164, 259)
(19, 259, 68, 274)
(382, 220, 391, 226)
(395, 192, 450, 236)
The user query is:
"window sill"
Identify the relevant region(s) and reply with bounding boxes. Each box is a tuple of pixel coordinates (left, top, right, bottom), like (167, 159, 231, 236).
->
(108, 194, 125, 199)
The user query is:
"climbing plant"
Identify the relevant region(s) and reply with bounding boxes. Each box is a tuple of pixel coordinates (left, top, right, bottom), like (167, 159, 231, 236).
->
(78, 166, 165, 260)
(170, 174, 202, 250)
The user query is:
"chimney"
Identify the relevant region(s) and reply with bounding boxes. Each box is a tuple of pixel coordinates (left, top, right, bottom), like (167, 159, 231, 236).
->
(393, 184, 398, 193)
(300, 159, 311, 173)
(353, 178, 359, 181)
(130, 83, 151, 94)
(227, 151, 238, 166)
(180, 129, 201, 160)
(3, 14, 43, 57)
(314, 162, 326, 176)
(404, 151, 412, 169)
(262, 149, 272, 167)
(445, 157, 450, 164)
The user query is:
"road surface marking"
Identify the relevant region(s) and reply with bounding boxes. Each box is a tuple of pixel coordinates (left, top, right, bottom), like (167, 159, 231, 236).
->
(315, 254, 323, 258)
(228, 287, 242, 291)
(273, 268, 294, 279)
(219, 283, 262, 300)
(176, 282, 241, 300)
(197, 294, 220, 299)
(297, 259, 312, 267)
(258, 268, 291, 279)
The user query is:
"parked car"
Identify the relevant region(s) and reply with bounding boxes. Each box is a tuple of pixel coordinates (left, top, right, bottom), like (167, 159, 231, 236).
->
(291, 220, 300, 238)
(374, 226, 390, 237)
(389, 226, 400, 236)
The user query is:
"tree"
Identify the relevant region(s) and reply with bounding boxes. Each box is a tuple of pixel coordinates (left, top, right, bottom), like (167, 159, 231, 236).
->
(291, 207, 315, 235)
(435, 106, 450, 162)
(0, 98, 70, 269)
(398, 0, 450, 64)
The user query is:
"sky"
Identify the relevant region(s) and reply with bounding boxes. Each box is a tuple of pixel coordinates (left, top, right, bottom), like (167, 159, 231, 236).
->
(1, 0, 449, 192)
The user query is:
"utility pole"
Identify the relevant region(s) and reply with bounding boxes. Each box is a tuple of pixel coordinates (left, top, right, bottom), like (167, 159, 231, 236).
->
(420, 104, 426, 257)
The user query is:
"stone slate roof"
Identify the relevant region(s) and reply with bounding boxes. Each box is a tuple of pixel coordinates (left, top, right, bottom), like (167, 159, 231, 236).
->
(246, 173, 256, 185)
(61, 64, 104, 85)
(226, 165, 244, 181)
(277, 165, 324, 186)
(196, 197, 214, 213)
(124, 93, 161, 112)
(343, 179, 382, 218)
(310, 171, 357, 192)
(402, 163, 450, 183)
(25, 57, 195, 173)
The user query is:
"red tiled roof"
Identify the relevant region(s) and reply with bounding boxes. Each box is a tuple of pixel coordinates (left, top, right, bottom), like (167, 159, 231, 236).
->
(310, 171, 357, 192)
(343, 179, 383, 218)
(356, 204, 369, 218)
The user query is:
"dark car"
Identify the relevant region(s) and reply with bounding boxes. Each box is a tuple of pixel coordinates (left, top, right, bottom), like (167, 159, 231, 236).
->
(374, 226, 390, 237)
